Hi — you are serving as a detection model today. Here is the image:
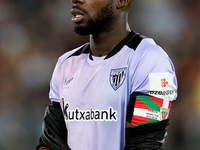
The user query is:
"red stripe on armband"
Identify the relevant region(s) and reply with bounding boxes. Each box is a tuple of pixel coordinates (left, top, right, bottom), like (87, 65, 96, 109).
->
(131, 95, 171, 127)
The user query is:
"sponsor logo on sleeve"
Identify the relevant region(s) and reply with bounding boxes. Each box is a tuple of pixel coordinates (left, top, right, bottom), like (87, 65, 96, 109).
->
(149, 72, 177, 100)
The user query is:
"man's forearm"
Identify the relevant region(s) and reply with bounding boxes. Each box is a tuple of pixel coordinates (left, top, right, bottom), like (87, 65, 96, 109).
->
(124, 119, 169, 150)
(37, 101, 70, 150)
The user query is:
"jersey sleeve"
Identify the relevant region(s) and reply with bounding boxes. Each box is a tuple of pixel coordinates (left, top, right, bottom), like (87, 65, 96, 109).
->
(49, 58, 62, 102)
(48, 45, 86, 102)
(48, 50, 75, 102)
(127, 40, 178, 127)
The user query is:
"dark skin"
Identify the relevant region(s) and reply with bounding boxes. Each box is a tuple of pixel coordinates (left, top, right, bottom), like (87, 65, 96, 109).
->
(71, 0, 134, 127)
(37, 1, 168, 149)
(71, 0, 132, 57)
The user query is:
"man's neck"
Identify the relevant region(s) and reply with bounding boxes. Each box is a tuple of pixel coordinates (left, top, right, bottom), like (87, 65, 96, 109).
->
(89, 26, 131, 57)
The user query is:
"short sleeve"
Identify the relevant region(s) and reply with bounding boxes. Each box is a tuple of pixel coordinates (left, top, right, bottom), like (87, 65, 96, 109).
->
(49, 61, 61, 102)
(127, 40, 177, 126)
(131, 43, 177, 101)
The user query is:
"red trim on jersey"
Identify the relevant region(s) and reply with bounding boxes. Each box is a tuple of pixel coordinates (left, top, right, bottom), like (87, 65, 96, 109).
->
(39, 146, 50, 150)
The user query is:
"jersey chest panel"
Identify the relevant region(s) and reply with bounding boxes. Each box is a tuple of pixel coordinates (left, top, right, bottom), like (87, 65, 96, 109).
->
(60, 54, 130, 116)
(58, 52, 132, 150)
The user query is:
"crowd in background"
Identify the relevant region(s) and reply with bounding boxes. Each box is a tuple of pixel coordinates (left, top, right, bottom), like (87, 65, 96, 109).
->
(0, 0, 199, 149)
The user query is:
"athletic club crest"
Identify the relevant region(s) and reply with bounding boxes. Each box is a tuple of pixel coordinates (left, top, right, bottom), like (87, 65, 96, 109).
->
(110, 67, 127, 90)
(160, 107, 170, 120)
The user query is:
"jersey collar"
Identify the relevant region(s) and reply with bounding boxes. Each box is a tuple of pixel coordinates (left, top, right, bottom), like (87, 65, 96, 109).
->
(85, 31, 136, 60)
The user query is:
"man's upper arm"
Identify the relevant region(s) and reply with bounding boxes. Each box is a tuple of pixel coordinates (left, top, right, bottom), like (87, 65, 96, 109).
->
(125, 44, 177, 149)
(128, 44, 177, 127)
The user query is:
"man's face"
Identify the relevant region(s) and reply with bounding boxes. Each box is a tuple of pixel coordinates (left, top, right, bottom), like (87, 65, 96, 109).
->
(71, 0, 114, 36)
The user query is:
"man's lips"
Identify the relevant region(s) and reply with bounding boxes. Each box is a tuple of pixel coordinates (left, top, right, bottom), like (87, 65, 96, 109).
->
(72, 14, 84, 23)
(71, 8, 85, 23)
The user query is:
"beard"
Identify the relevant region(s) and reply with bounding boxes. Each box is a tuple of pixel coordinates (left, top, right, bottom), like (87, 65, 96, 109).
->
(74, 1, 113, 36)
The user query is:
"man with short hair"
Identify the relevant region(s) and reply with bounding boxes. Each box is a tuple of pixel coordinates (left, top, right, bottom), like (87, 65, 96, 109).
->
(37, 0, 177, 149)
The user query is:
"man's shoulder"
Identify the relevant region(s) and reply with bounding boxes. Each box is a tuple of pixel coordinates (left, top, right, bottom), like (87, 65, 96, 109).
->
(135, 38, 169, 60)
(57, 43, 89, 67)
(125, 32, 167, 59)
(128, 37, 172, 72)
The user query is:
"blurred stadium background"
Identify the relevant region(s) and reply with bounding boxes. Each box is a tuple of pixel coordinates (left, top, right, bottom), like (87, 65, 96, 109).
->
(0, 0, 200, 149)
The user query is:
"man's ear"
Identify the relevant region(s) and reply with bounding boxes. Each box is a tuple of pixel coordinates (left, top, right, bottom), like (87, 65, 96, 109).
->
(117, 0, 131, 9)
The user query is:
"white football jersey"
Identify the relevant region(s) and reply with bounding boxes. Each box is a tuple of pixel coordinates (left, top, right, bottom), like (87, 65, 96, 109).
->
(49, 31, 177, 150)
